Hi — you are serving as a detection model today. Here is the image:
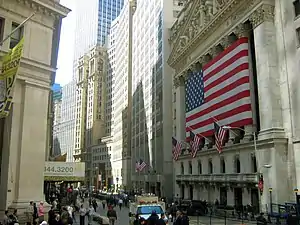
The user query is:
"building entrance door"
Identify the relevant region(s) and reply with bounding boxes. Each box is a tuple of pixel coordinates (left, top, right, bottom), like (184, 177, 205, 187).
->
(234, 187, 243, 206)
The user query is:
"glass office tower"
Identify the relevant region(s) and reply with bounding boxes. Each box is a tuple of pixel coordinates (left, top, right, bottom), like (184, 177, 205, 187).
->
(74, 0, 124, 60)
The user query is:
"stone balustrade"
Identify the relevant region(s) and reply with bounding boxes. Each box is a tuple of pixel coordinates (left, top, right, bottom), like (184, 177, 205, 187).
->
(176, 173, 257, 184)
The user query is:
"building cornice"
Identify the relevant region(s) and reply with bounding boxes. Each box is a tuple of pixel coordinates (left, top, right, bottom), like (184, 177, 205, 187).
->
(167, 0, 267, 70)
(14, 0, 70, 18)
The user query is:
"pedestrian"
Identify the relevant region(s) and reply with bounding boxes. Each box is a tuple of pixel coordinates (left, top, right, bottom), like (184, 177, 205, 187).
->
(48, 206, 56, 225)
(118, 198, 123, 210)
(92, 199, 97, 212)
(26, 201, 34, 225)
(102, 200, 106, 209)
(157, 213, 167, 225)
(107, 205, 117, 225)
(147, 211, 159, 225)
(38, 202, 45, 223)
(79, 205, 86, 225)
(256, 213, 267, 225)
(2, 210, 8, 225)
(33, 203, 38, 225)
(87, 205, 95, 225)
(173, 211, 182, 225)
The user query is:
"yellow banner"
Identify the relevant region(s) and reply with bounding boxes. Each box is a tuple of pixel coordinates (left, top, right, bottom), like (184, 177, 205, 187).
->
(0, 38, 24, 118)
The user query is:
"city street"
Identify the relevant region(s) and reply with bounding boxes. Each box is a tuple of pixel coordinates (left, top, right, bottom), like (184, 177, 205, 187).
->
(73, 200, 257, 225)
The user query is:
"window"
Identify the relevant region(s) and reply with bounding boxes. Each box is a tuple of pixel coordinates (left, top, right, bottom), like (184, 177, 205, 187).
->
(0, 18, 5, 42)
(235, 156, 241, 173)
(198, 161, 202, 174)
(10, 22, 23, 49)
(180, 162, 184, 174)
(251, 155, 257, 173)
(296, 27, 300, 47)
(208, 159, 213, 174)
(220, 157, 226, 173)
(188, 161, 192, 174)
(90, 59, 95, 74)
(294, 0, 300, 17)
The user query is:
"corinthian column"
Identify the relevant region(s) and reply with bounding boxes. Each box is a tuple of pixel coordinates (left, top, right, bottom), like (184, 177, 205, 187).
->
(249, 4, 284, 139)
(174, 73, 187, 143)
(249, 3, 288, 212)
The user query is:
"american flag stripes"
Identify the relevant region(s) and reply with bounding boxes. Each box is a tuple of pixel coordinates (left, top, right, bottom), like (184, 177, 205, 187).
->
(185, 38, 253, 140)
(136, 159, 147, 172)
(190, 131, 201, 158)
(172, 137, 182, 161)
(214, 122, 227, 153)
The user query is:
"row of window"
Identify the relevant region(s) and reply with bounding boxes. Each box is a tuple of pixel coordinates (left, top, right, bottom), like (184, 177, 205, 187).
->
(180, 155, 258, 175)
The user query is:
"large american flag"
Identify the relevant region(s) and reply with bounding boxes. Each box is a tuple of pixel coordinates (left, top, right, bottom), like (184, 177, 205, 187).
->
(172, 137, 182, 161)
(185, 37, 253, 139)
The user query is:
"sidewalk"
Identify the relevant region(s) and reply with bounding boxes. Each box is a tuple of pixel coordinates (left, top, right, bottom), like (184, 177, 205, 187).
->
(189, 216, 257, 225)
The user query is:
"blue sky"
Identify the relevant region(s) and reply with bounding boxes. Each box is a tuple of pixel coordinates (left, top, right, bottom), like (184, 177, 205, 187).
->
(55, 0, 76, 86)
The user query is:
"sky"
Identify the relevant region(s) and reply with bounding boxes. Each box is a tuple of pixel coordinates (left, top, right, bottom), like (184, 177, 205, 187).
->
(55, 0, 76, 86)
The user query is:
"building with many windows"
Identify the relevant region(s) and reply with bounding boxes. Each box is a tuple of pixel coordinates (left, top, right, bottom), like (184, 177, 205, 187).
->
(169, 0, 300, 213)
(110, 0, 136, 190)
(73, 0, 124, 60)
(129, 0, 184, 198)
(74, 46, 111, 185)
(60, 81, 76, 162)
(52, 83, 63, 156)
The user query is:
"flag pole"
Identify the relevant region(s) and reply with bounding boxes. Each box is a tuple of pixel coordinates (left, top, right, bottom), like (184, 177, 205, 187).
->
(187, 126, 211, 143)
(210, 116, 239, 136)
(0, 12, 35, 46)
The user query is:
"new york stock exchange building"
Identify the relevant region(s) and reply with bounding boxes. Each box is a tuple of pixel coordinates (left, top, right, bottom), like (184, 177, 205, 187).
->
(167, 0, 300, 213)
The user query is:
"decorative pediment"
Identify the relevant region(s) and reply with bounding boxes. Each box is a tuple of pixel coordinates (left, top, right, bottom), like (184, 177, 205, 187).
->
(167, 0, 263, 70)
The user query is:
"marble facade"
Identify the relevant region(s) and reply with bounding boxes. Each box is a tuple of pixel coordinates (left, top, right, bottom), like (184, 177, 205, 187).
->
(0, 0, 69, 219)
(168, 0, 300, 212)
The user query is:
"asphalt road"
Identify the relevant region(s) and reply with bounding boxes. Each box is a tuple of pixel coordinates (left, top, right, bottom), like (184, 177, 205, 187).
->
(73, 200, 129, 225)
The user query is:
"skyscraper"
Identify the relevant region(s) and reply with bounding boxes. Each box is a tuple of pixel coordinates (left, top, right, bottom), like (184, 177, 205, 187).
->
(74, 0, 124, 60)
(70, 0, 125, 168)
(130, 0, 185, 198)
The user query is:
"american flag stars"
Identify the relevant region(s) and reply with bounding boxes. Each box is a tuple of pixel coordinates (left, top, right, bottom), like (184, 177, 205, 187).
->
(185, 71, 205, 113)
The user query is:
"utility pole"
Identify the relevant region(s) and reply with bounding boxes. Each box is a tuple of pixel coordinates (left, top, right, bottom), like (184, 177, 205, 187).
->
(0, 13, 35, 46)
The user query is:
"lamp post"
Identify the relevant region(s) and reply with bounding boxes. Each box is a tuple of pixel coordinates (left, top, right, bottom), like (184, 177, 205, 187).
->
(95, 166, 99, 191)
(222, 126, 272, 213)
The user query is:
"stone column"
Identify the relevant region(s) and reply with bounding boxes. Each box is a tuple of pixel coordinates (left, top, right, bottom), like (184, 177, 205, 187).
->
(234, 23, 257, 141)
(0, 79, 50, 220)
(249, 4, 285, 139)
(249, 4, 289, 210)
(174, 74, 187, 143)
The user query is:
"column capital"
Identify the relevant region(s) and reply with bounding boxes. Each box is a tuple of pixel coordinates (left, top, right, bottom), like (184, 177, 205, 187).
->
(219, 36, 231, 49)
(234, 23, 251, 38)
(173, 74, 186, 88)
(249, 4, 275, 29)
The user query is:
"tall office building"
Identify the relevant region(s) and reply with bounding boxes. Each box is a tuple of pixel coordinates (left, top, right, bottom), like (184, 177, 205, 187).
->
(60, 81, 76, 162)
(110, 0, 136, 190)
(130, 0, 185, 198)
(72, 0, 125, 173)
(52, 84, 63, 157)
(74, 0, 124, 60)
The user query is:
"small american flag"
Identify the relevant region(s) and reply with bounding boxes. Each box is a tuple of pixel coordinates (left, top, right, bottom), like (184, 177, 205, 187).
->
(190, 131, 201, 158)
(172, 137, 182, 161)
(136, 159, 147, 172)
(214, 122, 227, 153)
(185, 37, 253, 139)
